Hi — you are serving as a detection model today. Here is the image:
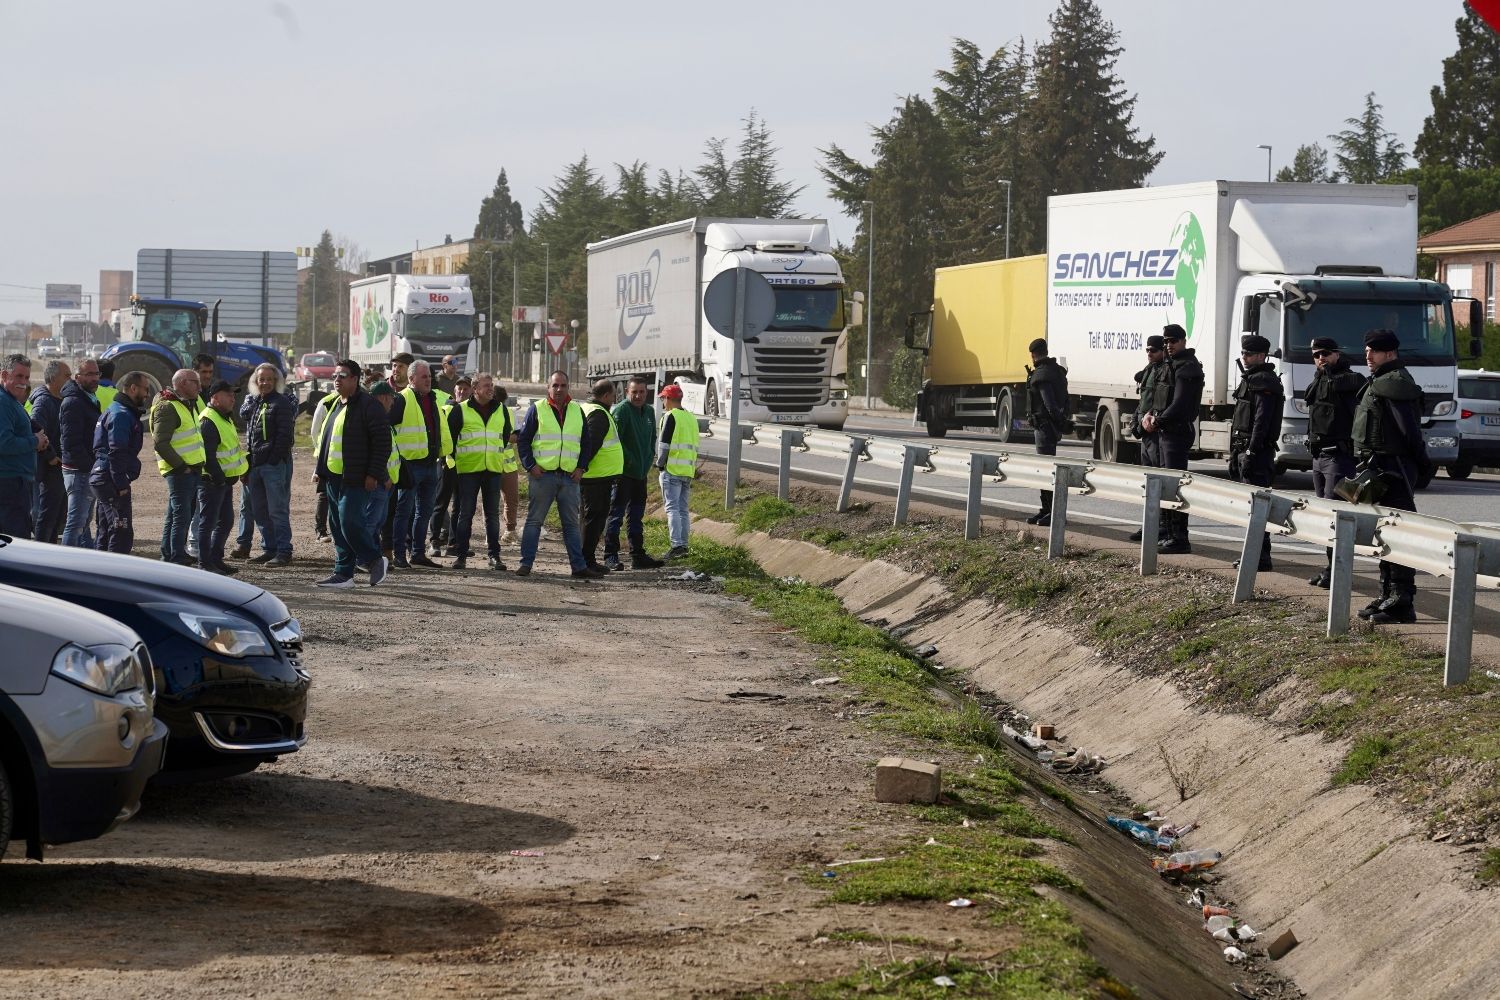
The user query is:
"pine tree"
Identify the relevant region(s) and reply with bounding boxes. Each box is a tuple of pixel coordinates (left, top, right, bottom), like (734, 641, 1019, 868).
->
(525, 156, 614, 343)
(298, 230, 341, 353)
(611, 161, 655, 234)
(1022, 0, 1162, 253)
(1330, 93, 1407, 183)
(474, 169, 525, 241)
(651, 168, 700, 222)
(691, 111, 802, 217)
(1275, 143, 1335, 183)
(1414, 4, 1500, 169)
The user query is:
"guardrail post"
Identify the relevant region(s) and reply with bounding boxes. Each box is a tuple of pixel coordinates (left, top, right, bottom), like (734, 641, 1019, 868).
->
(893, 445, 933, 527)
(966, 453, 1000, 540)
(1232, 492, 1273, 603)
(1445, 536, 1480, 687)
(1327, 511, 1359, 637)
(836, 436, 867, 513)
(1047, 463, 1088, 560)
(1140, 476, 1164, 576)
(777, 428, 805, 501)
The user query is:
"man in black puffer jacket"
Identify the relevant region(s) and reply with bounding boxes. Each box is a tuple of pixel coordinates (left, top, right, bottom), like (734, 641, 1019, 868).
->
(239, 363, 297, 567)
(26, 359, 69, 543)
(312, 360, 392, 589)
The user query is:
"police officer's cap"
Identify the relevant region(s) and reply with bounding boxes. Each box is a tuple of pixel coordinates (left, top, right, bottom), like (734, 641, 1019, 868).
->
(1241, 334, 1271, 354)
(1363, 329, 1399, 351)
(1146, 335, 1164, 350)
(1309, 337, 1340, 353)
(1161, 324, 1187, 342)
(1028, 338, 1048, 355)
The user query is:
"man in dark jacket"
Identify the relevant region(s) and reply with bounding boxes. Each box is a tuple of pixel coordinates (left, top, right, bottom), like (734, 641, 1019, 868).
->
(604, 376, 664, 570)
(312, 360, 392, 589)
(27, 359, 69, 543)
(89, 372, 152, 554)
(1304, 336, 1365, 588)
(1228, 334, 1285, 571)
(1129, 335, 1169, 542)
(240, 363, 296, 566)
(58, 359, 102, 547)
(197, 380, 245, 575)
(1024, 338, 1070, 526)
(1, 354, 45, 537)
(1352, 329, 1433, 625)
(1140, 324, 1203, 554)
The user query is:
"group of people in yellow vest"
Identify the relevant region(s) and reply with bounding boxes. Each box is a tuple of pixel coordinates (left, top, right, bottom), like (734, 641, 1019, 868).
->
(308, 358, 699, 589)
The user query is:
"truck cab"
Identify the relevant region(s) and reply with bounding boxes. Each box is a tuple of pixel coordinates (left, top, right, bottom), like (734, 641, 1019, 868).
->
(1231, 273, 1478, 470)
(102, 296, 286, 397)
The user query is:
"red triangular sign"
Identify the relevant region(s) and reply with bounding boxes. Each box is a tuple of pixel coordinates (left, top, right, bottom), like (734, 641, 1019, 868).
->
(545, 333, 566, 354)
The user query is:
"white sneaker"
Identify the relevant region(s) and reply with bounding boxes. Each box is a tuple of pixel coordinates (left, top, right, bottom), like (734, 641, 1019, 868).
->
(501, 529, 518, 545)
(315, 574, 354, 589)
(539, 528, 552, 541)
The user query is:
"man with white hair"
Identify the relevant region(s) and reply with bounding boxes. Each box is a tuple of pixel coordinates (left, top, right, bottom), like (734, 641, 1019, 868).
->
(389, 359, 451, 568)
(239, 362, 296, 566)
(1, 354, 47, 537)
(150, 368, 205, 564)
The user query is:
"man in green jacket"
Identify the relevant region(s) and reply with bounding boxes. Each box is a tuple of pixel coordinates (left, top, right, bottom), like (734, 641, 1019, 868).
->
(603, 375, 665, 570)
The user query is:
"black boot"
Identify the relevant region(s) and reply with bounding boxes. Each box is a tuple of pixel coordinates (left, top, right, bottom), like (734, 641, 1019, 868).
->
(1309, 547, 1332, 589)
(1158, 511, 1191, 554)
(1026, 491, 1053, 526)
(1358, 563, 1393, 620)
(1370, 568, 1417, 624)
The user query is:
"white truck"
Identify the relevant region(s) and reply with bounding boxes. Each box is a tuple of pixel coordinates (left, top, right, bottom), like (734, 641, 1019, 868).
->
(347, 273, 480, 376)
(50, 313, 91, 354)
(1047, 181, 1482, 470)
(586, 218, 854, 427)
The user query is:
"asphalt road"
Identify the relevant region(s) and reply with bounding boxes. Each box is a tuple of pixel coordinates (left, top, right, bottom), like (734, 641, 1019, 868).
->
(699, 408, 1500, 665)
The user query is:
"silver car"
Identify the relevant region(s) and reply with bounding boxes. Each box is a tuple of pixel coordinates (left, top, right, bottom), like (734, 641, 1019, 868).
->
(1451, 370, 1500, 480)
(0, 584, 168, 861)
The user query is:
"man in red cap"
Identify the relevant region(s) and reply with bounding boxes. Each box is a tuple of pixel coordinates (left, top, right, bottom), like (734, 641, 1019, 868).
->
(655, 382, 698, 559)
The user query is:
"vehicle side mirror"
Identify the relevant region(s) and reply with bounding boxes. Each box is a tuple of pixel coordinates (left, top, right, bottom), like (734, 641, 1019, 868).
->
(904, 311, 931, 353)
(849, 291, 864, 329)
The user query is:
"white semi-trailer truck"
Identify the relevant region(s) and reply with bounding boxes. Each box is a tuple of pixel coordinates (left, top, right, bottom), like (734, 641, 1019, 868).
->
(1046, 181, 1481, 470)
(348, 273, 480, 376)
(586, 218, 854, 427)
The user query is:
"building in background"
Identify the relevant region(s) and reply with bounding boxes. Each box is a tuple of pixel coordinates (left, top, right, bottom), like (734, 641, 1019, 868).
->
(411, 236, 474, 276)
(98, 269, 132, 321)
(1419, 210, 1500, 324)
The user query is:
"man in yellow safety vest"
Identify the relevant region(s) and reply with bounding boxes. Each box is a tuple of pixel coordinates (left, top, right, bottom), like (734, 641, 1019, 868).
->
(579, 379, 623, 573)
(655, 382, 699, 560)
(196, 379, 247, 575)
(311, 360, 393, 589)
(150, 368, 204, 565)
(515, 369, 604, 579)
(389, 359, 452, 569)
(444, 372, 515, 570)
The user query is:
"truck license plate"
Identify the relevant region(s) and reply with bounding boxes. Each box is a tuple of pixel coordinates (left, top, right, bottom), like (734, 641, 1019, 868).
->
(1483, 415, 1500, 426)
(772, 414, 804, 423)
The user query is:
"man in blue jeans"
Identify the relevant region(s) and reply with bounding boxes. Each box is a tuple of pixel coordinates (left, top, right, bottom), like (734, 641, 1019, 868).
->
(1, 354, 45, 536)
(389, 360, 451, 569)
(240, 363, 296, 567)
(313, 360, 391, 589)
(58, 358, 102, 547)
(150, 369, 204, 565)
(515, 370, 604, 579)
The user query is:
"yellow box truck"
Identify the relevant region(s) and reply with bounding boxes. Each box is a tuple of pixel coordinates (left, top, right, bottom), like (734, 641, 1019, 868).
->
(906, 254, 1048, 439)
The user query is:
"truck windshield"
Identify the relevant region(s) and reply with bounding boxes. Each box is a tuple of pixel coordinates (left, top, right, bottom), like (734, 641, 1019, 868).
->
(406, 313, 473, 342)
(142, 308, 201, 363)
(768, 289, 845, 332)
(1286, 299, 1454, 366)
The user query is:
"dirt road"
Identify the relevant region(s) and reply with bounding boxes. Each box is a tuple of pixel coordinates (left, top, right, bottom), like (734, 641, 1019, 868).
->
(2, 468, 1042, 998)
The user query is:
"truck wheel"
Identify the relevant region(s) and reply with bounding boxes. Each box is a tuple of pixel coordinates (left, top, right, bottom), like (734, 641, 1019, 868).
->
(996, 391, 1015, 443)
(117, 355, 174, 398)
(1448, 461, 1473, 480)
(1094, 404, 1140, 464)
(924, 401, 948, 439)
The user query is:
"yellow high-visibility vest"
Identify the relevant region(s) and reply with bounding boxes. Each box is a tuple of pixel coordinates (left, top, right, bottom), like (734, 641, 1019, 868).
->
(200, 407, 248, 478)
(393, 387, 453, 460)
(152, 399, 206, 475)
(453, 399, 514, 474)
(580, 402, 623, 478)
(664, 408, 699, 478)
(531, 400, 584, 472)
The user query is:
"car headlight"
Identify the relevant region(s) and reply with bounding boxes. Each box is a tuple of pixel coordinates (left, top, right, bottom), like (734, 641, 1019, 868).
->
(829, 388, 849, 400)
(51, 643, 144, 696)
(177, 611, 274, 658)
(1433, 400, 1456, 416)
(1291, 399, 1308, 414)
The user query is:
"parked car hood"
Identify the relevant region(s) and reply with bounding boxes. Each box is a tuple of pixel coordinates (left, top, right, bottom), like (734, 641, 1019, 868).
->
(0, 536, 284, 621)
(0, 582, 141, 650)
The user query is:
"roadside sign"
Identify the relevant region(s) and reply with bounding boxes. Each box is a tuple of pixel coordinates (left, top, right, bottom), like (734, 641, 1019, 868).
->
(514, 306, 544, 323)
(45, 284, 82, 310)
(703, 268, 775, 339)
(545, 332, 566, 354)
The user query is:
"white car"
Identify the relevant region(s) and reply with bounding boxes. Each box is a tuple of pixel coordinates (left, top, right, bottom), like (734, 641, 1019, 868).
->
(1451, 369, 1500, 479)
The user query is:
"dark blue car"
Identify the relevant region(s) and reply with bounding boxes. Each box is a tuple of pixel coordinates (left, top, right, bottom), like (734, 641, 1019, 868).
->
(0, 535, 309, 778)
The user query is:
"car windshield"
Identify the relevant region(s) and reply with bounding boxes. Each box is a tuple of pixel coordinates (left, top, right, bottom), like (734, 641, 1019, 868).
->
(303, 353, 336, 366)
(1458, 377, 1500, 402)
(1286, 299, 1454, 366)
(768, 289, 844, 332)
(142, 308, 201, 362)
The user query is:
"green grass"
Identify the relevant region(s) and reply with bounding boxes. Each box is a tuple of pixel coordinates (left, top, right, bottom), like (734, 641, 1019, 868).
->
(1334, 734, 1397, 786)
(1479, 849, 1500, 885)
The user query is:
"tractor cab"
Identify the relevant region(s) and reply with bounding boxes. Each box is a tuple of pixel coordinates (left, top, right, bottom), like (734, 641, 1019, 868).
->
(134, 296, 215, 367)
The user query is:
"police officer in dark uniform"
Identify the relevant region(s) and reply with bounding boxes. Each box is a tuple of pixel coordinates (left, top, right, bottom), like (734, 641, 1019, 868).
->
(1352, 328, 1433, 625)
(1304, 335, 1365, 588)
(1129, 334, 1169, 542)
(1024, 338, 1070, 526)
(1228, 333, 1285, 571)
(1140, 324, 1202, 554)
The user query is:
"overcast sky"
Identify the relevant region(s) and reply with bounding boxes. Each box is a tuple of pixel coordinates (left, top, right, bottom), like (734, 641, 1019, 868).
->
(0, 0, 1469, 323)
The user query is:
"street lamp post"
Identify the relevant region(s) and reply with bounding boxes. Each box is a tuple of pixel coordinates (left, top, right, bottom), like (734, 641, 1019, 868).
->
(511, 250, 519, 382)
(863, 200, 874, 409)
(1002, 179, 1014, 260)
(1257, 144, 1273, 182)
(484, 248, 496, 373)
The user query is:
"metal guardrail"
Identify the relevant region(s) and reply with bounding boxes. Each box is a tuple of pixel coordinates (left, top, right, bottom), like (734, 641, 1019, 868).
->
(701, 417, 1500, 688)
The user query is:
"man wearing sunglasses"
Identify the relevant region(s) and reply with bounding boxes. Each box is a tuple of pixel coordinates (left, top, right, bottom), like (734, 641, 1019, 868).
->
(1228, 334, 1284, 572)
(1304, 336, 1365, 588)
(1129, 334, 1169, 543)
(312, 360, 392, 589)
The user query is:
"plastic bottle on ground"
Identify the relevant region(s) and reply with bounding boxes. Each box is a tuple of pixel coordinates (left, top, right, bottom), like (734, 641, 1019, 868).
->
(1153, 849, 1222, 875)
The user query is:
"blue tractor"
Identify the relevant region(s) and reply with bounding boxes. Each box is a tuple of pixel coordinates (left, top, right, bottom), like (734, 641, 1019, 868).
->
(102, 296, 287, 400)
